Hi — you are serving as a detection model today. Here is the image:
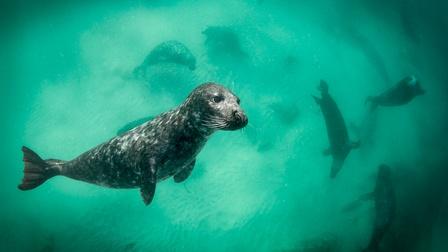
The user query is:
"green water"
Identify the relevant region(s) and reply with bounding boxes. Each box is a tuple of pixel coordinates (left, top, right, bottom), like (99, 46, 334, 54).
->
(1, 1, 448, 251)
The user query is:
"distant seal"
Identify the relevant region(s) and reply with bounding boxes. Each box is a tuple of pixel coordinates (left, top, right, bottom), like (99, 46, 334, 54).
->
(313, 80, 359, 178)
(133, 40, 196, 77)
(366, 75, 425, 109)
(202, 26, 246, 58)
(342, 165, 396, 252)
(363, 164, 396, 252)
(18, 83, 248, 205)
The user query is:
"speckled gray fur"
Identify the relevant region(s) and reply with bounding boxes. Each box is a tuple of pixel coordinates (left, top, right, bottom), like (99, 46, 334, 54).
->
(18, 83, 248, 205)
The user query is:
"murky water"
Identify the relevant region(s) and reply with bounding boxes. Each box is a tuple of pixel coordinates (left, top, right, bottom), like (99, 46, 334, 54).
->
(2, 1, 448, 251)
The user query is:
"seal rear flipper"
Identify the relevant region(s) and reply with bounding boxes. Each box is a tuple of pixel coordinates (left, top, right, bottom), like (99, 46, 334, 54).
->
(330, 158, 344, 178)
(18, 146, 60, 190)
(140, 182, 156, 206)
(173, 159, 195, 183)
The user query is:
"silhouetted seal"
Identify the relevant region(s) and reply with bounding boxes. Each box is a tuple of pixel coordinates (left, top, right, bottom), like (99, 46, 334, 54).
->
(342, 165, 396, 252)
(363, 164, 396, 252)
(313, 80, 359, 178)
(18, 83, 248, 205)
(366, 75, 425, 109)
(133, 40, 196, 78)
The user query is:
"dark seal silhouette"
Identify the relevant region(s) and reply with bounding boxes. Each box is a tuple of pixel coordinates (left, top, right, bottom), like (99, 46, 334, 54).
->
(133, 40, 196, 78)
(343, 164, 396, 252)
(202, 26, 246, 59)
(366, 75, 425, 110)
(18, 83, 248, 206)
(313, 80, 359, 178)
(363, 164, 396, 252)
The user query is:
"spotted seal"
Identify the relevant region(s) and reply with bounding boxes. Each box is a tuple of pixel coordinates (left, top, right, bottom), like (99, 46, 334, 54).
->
(313, 80, 359, 178)
(18, 83, 248, 205)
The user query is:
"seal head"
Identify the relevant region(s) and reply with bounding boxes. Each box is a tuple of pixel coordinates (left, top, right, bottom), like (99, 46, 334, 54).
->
(184, 83, 248, 132)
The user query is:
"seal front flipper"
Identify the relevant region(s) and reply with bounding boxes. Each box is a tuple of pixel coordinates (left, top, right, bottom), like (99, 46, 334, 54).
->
(140, 163, 157, 206)
(173, 159, 196, 183)
(140, 182, 156, 206)
(342, 192, 375, 212)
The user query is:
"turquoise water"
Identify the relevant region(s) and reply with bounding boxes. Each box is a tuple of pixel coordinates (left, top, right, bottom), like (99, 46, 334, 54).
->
(1, 1, 448, 251)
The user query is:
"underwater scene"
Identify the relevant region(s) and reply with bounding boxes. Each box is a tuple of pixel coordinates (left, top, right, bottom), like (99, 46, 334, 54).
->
(1, 0, 448, 251)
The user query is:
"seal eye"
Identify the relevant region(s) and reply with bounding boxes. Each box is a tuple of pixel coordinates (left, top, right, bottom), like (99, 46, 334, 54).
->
(236, 98, 240, 105)
(212, 95, 224, 103)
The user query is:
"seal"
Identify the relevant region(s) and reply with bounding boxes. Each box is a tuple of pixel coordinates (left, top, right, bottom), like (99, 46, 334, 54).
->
(366, 75, 425, 110)
(133, 40, 196, 77)
(363, 164, 396, 252)
(202, 26, 246, 58)
(342, 164, 396, 252)
(18, 83, 248, 205)
(313, 80, 359, 178)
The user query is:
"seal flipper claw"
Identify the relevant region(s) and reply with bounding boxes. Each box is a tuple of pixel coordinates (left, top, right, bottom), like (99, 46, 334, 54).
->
(173, 159, 195, 183)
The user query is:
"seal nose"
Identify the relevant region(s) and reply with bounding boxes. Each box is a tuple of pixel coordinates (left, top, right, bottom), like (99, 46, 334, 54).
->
(233, 110, 248, 126)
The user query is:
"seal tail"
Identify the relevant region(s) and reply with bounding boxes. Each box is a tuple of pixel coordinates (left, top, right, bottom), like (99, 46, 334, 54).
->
(18, 146, 62, 190)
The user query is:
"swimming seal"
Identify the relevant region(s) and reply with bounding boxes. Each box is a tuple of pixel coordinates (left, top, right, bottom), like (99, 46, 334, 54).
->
(313, 80, 359, 178)
(366, 75, 425, 110)
(342, 165, 396, 252)
(18, 83, 248, 206)
(363, 164, 396, 252)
